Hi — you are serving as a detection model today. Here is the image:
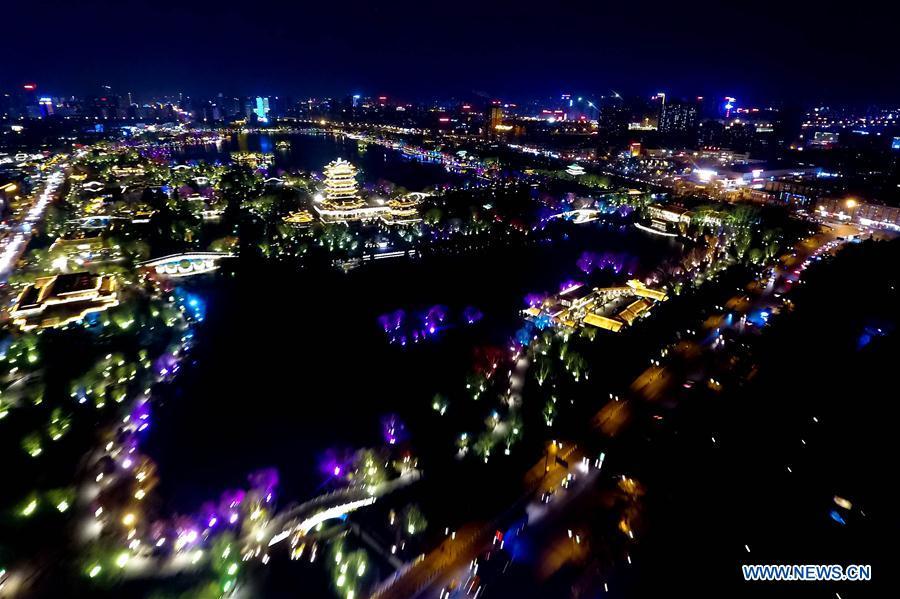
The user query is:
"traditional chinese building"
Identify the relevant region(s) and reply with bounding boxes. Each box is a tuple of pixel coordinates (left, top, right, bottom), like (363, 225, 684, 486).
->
(10, 272, 119, 330)
(323, 159, 364, 208)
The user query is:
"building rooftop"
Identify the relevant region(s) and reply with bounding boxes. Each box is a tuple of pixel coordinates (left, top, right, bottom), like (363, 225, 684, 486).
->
(10, 272, 118, 330)
(523, 279, 668, 334)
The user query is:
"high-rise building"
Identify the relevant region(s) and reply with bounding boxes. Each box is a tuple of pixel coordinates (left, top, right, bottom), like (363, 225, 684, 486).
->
(599, 99, 629, 134)
(486, 102, 503, 136)
(38, 97, 54, 117)
(723, 96, 736, 118)
(253, 96, 270, 123)
(659, 100, 699, 134)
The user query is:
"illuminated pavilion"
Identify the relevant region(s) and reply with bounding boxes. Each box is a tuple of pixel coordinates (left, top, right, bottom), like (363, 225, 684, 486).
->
(322, 159, 364, 209)
(314, 159, 423, 224)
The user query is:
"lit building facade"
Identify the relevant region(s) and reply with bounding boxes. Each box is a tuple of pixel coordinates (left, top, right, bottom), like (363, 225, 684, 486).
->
(10, 272, 119, 330)
(815, 198, 900, 230)
(316, 159, 367, 222)
(314, 159, 424, 224)
(487, 103, 503, 136)
(523, 280, 668, 334)
(283, 210, 314, 227)
(253, 97, 270, 123)
(323, 159, 363, 208)
(659, 100, 699, 134)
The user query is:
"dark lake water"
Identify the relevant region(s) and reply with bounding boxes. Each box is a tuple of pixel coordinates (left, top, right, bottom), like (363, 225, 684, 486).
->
(174, 131, 468, 191)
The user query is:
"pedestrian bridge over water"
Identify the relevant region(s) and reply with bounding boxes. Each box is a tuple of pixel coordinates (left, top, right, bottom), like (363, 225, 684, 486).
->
(548, 208, 602, 224)
(138, 252, 236, 277)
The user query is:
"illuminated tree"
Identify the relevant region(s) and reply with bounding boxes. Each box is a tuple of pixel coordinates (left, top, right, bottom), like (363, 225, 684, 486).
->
(47, 407, 72, 441)
(535, 357, 553, 386)
(22, 432, 43, 457)
(543, 397, 557, 427)
(474, 433, 495, 461)
(352, 449, 388, 486)
(431, 393, 448, 415)
(732, 230, 752, 260)
(402, 504, 427, 536)
(423, 207, 443, 225)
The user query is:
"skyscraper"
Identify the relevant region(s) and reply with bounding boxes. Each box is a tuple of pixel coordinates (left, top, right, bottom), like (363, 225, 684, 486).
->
(254, 96, 270, 123)
(659, 99, 699, 134)
(38, 97, 54, 117)
(486, 102, 503, 137)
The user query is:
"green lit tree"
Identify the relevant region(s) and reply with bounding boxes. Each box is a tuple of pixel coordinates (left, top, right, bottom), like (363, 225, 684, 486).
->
(402, 504, 427, 536)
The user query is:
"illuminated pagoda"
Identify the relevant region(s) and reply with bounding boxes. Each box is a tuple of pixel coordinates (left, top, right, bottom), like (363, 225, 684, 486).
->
(314, 159, 424, 224)
(566, 163, 586, 176)
(315, 159, 370, 222)
(323, 159, 363, 208)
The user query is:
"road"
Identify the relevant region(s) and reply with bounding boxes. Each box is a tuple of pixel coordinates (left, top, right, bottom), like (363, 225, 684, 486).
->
(0, 165, 68, 282)
(370, 441, 583, 599)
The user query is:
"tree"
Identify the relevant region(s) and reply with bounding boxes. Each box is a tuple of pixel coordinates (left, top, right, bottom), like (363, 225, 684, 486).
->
(543, 397, 557, 426)
(474, 433, 495, 461)
(208, 236, 239, 253)
(729, 204, 759, 227)
(352, 449, 388, 486)
(402, 504, 427, 536)
(423, 207, 443, 226)
(732, 230, 752, 260)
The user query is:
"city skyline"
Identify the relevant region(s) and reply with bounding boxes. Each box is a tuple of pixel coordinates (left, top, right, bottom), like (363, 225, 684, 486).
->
(3, 0, 899, 102)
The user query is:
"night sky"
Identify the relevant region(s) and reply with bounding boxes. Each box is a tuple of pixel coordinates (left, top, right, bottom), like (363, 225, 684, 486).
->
(2, 0, 898, 102)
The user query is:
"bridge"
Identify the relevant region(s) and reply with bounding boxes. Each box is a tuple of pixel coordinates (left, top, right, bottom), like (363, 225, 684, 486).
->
(69, 215, 129, 229)
(548, 208, 602, 224)
(264, 469, 421, 544)
(405, 191, 433, 201)
(115, 469, 421, 579)
(138, 252, 236, 277)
